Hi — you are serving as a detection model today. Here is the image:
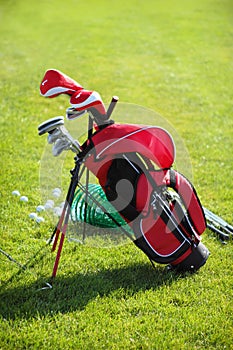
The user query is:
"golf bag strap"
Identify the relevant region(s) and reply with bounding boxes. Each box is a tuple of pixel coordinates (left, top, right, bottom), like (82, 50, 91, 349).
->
(166, 169, 206, 234)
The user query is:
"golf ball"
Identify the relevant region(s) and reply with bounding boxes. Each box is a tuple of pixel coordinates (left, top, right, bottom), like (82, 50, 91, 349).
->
(20, 196, 28, 202)
(52, 188, 62, 198)
(29, 212, 37, 220)
(36, 216, 45, 223)
(44, 200, 54, 209)
(46, 199, 54, 206)
(36, 205, 45, 212)
(52, 192, 60, 198)
(53, 207, 62, 216)
(12, 190, 21, 196)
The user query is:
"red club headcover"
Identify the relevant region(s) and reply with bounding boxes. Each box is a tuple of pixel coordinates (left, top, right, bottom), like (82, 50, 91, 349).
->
(70, 90, 106, 115)
(40, 69, 83, 98)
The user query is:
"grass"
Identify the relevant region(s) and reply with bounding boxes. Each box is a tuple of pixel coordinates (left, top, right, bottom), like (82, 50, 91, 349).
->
(0, 0, 233, 349)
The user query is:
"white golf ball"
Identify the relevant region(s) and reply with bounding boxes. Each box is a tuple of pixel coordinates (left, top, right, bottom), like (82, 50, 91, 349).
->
(46, 199, 54, 206)
(44, 199, 54, 210)
(20, 196, 28, 202)
(12, 190, 20, 196)
(36, 205, 45, 212)
(29, 212, 37, 220)
(36, 216, 45, 223)
(53, 207, 62, 216)
(44, 203, 53, 210)
(52, 192, 61, 198)
(52, 188, 62, 197)
(53, 187, 61, 193)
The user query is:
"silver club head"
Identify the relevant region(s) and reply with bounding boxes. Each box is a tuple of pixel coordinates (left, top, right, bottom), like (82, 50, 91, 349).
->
(66, 107, 87, 120)
(38, 116, 64, 136)
(38, 116, 81, 155)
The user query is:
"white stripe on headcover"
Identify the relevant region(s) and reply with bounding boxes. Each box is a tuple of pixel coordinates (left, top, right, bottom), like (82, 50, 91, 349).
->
(41, 86, 74, 97)
(71, 91, 102, 109)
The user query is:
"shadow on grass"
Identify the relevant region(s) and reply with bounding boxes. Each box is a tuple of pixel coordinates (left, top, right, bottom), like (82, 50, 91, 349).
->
(0, 262, 184, 320)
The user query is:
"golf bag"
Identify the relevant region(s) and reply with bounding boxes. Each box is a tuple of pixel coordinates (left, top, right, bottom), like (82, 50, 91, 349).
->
(38, 69, 210, 277)
(83, 123, 209, 271)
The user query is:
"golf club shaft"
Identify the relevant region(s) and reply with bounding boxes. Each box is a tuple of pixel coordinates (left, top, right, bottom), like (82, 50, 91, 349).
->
(0, 248, 26, 270)
(206, 223, 229, 240)
(204, 207, 233, 228)
(204, 208, 233, 232)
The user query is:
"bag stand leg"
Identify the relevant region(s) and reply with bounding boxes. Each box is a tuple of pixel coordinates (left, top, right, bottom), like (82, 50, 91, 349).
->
(50, 157, 82, 281)
(82, 116, 93, 242)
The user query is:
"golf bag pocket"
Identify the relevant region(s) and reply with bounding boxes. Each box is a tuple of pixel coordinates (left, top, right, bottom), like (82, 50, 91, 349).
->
(133, 209, 192, 264)
(132, 169, 208, 269)
(164, 169, 206, 235)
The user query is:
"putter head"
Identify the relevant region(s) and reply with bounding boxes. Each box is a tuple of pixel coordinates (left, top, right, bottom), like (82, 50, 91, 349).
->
(38, 116, 64, 136)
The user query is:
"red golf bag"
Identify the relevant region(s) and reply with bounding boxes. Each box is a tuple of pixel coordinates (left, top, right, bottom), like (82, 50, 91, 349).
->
(83, 123, 209, 271)
(39, 69, 210, 276)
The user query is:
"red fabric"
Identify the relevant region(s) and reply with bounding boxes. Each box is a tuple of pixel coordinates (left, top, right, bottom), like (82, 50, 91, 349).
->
(135, 171, 167, 214)
(87, 123, 175, 169)
(70, 90, 92, 104)
(40, 69, 83, 97)
(70, 90, 106, 115)
(133, 170, 194, 261)
(84, 124, 205, 264)
(135, 210, 187, 257)
(165, 171, 206, 234)
(171, 247, 193, 265)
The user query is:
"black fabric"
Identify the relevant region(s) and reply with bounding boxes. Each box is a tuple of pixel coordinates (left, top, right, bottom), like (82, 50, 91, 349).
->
(171, 242, 210, 272)
(169, 169, 176, 188)
(104, 154, 142, 221)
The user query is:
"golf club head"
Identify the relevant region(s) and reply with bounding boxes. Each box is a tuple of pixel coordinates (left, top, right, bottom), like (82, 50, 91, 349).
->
(52, 138, 72, 156)
(66, 107, 87, 120)
(38, 116, 81, 155)
(47, 128, 65, 145)
(38, 116, 64, 136)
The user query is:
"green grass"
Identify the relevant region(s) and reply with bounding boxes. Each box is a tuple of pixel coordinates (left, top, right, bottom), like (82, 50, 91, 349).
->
(0, 0, 232, 349)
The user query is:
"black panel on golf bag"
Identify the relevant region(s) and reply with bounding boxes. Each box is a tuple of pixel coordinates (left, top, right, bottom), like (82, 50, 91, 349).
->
(104, 153, 143, 222)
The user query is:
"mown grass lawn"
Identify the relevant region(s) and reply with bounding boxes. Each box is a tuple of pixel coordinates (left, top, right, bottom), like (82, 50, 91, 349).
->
(0, 0, 232, 349)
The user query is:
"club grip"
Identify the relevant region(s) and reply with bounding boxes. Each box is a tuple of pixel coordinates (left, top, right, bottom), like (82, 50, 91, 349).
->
(107, 96, 119, 119)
